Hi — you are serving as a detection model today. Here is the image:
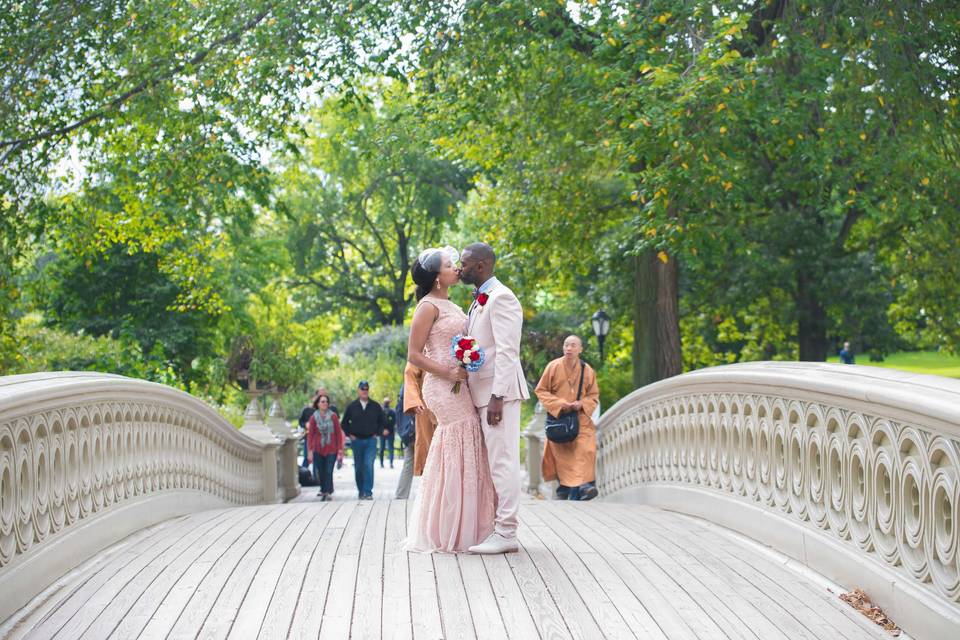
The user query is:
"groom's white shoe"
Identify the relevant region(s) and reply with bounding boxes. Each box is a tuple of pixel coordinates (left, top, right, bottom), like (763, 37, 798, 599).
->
(468, 533, 519, 554)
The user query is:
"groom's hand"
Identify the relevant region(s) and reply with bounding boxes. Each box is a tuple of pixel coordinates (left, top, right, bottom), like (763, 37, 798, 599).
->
(487, 396, 504, 426)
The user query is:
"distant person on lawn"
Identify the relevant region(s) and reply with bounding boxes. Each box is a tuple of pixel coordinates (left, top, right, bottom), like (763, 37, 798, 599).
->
(839, 341, 855, 364)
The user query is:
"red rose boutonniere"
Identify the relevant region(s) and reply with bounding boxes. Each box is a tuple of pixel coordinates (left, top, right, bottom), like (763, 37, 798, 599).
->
(476, 292, 489, 310)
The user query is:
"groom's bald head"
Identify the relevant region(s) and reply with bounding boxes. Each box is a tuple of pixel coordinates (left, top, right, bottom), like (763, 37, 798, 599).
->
(463, 242, 495, 267)
(459, 242, 496, 286)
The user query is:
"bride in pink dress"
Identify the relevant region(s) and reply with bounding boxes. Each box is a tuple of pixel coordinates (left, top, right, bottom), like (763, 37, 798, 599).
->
(405, 246, 496, 552)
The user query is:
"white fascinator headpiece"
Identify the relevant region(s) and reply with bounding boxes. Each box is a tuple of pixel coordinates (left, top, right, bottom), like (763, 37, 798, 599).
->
(417, 245, 459, 272)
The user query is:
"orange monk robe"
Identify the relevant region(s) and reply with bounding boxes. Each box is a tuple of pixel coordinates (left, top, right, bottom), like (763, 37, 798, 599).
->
(403, 362, 437, 477)
(535, 357, 600, 487)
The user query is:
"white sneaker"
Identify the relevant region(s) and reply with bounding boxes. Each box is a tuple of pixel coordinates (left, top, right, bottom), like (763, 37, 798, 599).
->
(468, 533, 519, 554)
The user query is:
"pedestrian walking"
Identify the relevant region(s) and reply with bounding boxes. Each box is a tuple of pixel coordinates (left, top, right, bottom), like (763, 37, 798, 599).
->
(379, 398, 397, 469)
(340, 380, 387, 500)
(306, 394, 345, 501)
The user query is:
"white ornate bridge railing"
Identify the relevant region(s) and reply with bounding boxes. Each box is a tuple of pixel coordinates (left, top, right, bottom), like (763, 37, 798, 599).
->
(0, 372, 285, 622)
(595, 361, 960, 640)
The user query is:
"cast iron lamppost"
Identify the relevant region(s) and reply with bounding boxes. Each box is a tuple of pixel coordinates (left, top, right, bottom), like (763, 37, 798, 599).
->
(591, 310, 611, 365)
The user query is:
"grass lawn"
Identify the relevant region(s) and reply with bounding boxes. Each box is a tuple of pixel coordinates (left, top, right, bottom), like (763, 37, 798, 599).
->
(826, 351, 960, 379)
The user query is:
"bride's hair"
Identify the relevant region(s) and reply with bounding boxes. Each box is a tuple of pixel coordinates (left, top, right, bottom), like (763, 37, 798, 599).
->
(411, 261, 439, 301)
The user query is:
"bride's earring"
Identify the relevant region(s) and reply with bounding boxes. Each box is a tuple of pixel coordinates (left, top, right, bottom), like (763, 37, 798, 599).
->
(435, 280, 440, 290)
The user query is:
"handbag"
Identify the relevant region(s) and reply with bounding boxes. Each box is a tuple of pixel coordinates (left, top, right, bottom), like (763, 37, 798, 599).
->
(544, 361, 585, 444)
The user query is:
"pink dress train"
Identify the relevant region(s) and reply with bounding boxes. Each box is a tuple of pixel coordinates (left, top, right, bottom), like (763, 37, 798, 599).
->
(406, 297, 496, 553)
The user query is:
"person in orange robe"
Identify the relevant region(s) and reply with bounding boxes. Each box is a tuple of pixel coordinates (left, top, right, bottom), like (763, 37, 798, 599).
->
(402, 362, 438, 477)
(535, 335, 600, 500)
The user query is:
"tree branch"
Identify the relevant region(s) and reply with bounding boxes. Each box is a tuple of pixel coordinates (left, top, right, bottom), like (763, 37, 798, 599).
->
(0, 3, 276, 151)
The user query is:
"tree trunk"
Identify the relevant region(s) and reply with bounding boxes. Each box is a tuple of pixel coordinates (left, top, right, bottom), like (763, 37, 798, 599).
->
(655, 252, 682, 378)
(632, 251, 659, 388)
(796, 269, 828, 361)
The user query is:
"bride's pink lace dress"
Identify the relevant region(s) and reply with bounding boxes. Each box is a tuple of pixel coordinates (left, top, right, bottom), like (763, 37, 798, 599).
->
(406, 296, 496, 552)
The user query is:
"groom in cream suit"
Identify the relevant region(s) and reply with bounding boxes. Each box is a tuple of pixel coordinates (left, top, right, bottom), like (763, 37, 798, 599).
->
(458, 242, 529, 554)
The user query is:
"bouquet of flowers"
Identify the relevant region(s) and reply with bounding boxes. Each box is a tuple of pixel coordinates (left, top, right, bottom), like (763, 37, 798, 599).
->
(450, 334, 485, 393)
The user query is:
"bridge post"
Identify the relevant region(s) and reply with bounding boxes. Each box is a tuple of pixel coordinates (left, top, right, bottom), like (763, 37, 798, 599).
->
(524, 403, 546, 495)
(239, 391, 282, 503)
(267, 393, 301, 501)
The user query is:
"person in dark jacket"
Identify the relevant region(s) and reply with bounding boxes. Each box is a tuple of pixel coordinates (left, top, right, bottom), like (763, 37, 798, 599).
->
(340, 380, 387, 499)
(379, 398, 398, 469)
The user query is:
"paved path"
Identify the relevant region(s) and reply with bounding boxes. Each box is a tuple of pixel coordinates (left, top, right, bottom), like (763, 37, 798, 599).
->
(2, 495, 889, 639)
(294, 444, 407, 503)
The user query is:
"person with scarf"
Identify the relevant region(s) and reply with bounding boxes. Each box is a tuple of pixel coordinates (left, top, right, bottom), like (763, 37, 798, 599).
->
(306, 393, 345, 501)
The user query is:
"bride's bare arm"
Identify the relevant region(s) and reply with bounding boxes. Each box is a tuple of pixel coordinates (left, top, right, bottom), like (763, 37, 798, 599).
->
(408, 302, 467, 382)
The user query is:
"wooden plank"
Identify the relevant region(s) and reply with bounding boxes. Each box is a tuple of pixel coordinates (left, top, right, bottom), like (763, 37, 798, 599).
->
(432, 554, 476, 640)
(10, 515, 191, 640)
(572, 504, 790, 640)
(407, 550, 443, 640)
(173, 505, 307, 639)
(256, 504, 338, 639)
(542, 505, 696, 640)
(521, 507, 647, 640)
(21, 509, 227, 639)
(478, 554, 541, 640)
(503, 542, 571, 639)
(579, 504, 761, 640)
(655, 509, 891, 640)
(568, 508, 760, 640)
(71, 508, 246, 640)
(287, 502, 357, 640)
(610, 505, 884, 640)
(317, 500, 374, 640)
(351, 500, 390, 640)
(222, 505, 321, 639)
(381, 500, 412, 640)
(456, 555, 508, 640)
(563, 504, 733, 640)
(528, 505, 665, 640)
(106, 507, 272, 640)
(132, 505, 288, 639)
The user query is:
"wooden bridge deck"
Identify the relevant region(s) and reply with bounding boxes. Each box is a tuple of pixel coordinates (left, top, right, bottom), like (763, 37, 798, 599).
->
(1, 499, 890, 640)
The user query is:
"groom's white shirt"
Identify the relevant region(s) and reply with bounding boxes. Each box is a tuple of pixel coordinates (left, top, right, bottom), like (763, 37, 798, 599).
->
(465, 277, 530, 408)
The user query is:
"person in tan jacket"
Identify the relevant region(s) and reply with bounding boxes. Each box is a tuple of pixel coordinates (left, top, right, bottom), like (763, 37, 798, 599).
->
(402, 362, 437, 477)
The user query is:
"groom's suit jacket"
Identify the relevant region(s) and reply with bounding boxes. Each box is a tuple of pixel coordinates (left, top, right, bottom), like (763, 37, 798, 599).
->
(466, 279, 530, 408)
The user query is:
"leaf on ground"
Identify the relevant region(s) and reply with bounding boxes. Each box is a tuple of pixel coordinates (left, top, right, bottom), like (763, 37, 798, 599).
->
(839, 588, 901, 636)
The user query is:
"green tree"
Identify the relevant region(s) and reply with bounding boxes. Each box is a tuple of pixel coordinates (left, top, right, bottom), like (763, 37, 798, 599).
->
(0, 0, 412, 364)
(280, 86, 472, 328)
(407, 0, 960, 381)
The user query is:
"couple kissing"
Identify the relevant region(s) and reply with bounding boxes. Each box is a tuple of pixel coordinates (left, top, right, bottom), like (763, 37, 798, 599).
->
(404, 242, 529, 554)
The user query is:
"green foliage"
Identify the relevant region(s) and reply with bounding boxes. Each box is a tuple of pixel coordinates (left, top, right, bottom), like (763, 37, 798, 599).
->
(11, 314, 171, 380)
(334, 325, 409, 361)
(311, 350, 405, 416)
(30, 244, 220, 384)
(280, 85, 471, 329)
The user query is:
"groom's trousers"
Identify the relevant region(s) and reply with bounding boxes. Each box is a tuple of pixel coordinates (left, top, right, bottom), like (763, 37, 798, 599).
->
(480, 399, 522, 539)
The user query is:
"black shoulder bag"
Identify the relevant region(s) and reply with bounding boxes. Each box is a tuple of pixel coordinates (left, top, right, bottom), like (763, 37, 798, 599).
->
(544, 361, 584, 444)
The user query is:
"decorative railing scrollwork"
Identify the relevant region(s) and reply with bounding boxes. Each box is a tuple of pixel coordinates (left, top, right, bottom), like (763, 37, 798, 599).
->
(0, 372, 275, 622)
(596, 362, 960, 639)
